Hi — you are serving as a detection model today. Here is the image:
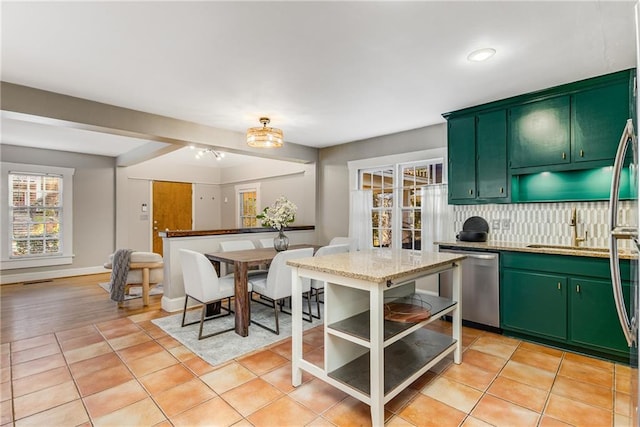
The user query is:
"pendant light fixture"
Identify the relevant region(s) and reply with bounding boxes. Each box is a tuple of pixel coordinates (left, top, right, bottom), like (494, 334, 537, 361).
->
(246, 117, 283, 148)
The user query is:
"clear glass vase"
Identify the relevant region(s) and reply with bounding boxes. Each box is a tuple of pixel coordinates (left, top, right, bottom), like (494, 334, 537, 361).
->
(273, 229, 289, 252)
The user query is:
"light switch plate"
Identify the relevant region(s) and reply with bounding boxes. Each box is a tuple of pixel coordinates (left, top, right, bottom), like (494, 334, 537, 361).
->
(491, 219, 500, 231)
(502, 218, 511, 230)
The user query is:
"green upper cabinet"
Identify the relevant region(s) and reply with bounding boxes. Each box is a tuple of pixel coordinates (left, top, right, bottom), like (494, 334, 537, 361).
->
(447, 110, 508, 204)
(477, 110, 508, 199)
(509, 96, 571, 169)
(443, 69, 634, 204)
(447, 116, 476, 200)
(572, 79, 630, 163)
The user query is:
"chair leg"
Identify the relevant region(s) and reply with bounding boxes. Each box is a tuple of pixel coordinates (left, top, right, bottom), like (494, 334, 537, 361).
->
(278, 293, 313, 323)
(249, 295, 280, 335)
(311, 288, 322, 319)
(182, 294, 235, 339)
(274, 299, 280, 335)
(181, 295, 191, 327)
(306, 292, 313, 323)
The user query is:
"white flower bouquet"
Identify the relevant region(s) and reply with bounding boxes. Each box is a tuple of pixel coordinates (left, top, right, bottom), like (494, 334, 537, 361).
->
(257, 196, 298, 231)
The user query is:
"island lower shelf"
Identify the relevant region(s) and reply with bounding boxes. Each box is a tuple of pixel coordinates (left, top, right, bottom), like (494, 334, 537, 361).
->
(327, 294, 457, 344)
(327, 328, 457, 396)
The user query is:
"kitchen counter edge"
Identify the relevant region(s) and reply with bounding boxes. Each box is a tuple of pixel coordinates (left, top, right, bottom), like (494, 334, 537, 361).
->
(436, 241, 635, 260)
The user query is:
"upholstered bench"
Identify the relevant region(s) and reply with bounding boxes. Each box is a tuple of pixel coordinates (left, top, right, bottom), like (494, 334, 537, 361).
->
(104, 251, 164, 307)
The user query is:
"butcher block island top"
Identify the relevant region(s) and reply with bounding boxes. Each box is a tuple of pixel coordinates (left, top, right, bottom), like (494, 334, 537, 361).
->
(287, 249, 466, 426)
(286, 249, 467, 284)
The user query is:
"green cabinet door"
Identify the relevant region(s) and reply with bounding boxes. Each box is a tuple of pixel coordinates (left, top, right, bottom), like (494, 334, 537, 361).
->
(510, 96, 571, 168)
(502, 269, 567, 340)
(477, 110, 508, 199)
(569, 277, 630, 354)
(572, 80, 630, 163)
(448, 116, 476, 200)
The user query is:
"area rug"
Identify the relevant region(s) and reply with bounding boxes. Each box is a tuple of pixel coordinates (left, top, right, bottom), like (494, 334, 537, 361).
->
(152, 300, 323, 367)
(98, 282, 163, 300)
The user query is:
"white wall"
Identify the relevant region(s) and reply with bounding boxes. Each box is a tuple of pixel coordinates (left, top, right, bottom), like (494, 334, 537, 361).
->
(127, 178, 153, 251)
(317, 123, 447, 245)
(194, 183, 222, 230)
(0, 144, 116, 283)
(220, 161, 316, 229)
(120, 155, 316, 251)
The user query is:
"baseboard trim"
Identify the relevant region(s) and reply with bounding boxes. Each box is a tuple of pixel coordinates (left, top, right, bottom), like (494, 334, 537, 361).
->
(0, 266, 108, 285)
(162, 295, 187, 313)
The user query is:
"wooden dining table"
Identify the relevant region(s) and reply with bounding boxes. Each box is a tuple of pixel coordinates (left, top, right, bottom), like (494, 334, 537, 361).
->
(205, 244, 318, 337)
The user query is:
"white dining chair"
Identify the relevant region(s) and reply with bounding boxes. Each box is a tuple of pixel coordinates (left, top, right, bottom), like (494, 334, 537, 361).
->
(310, 244, 350, 319)
(248, 247, 314, 334)
(329, 236, 357, 251)
(259, 237, 274, 248)
(179, 248, 241, 340)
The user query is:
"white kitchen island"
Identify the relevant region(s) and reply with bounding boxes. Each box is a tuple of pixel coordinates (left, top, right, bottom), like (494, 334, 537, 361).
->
(288, 249, 465, 426)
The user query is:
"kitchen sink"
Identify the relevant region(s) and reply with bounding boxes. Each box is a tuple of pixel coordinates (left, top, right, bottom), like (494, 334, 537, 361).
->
(526, 244, 610, 253)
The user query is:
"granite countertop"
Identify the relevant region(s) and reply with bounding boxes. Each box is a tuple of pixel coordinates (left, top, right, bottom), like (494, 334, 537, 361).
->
(436, 240, 635, 260)
(287, 249, 466, 284)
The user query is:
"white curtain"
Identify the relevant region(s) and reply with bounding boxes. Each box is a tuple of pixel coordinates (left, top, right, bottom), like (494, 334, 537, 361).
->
(421, 184, 453, 252)
(349, 190, 373, 251)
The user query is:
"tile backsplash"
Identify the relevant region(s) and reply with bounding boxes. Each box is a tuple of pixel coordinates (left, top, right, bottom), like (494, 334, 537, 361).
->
(453, 201, 634, 248)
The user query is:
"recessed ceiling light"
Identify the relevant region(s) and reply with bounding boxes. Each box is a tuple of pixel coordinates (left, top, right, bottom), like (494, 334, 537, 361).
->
(467, 48, 496, 62)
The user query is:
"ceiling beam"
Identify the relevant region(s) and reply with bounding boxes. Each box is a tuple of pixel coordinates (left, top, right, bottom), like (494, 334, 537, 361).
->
(0, 82, 318, 164)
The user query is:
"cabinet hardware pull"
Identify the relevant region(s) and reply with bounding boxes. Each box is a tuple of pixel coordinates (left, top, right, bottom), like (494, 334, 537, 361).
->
(576, 284, 580, 293)
(562, 152, 566, 159)
(557, 282, 561, 290)
(469, 189, 473, 195)
(580, 149, 584, 157)
(500, 187, 504, 194)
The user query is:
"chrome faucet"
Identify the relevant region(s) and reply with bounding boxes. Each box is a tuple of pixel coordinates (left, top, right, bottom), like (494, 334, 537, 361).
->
(570, 207, 587, 247)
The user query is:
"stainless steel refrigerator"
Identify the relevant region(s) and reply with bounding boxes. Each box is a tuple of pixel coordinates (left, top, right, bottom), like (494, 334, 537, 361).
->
(609, 5, 640, 424)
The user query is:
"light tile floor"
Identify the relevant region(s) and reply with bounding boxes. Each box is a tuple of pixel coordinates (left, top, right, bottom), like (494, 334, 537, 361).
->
(0, 311, 634, 426)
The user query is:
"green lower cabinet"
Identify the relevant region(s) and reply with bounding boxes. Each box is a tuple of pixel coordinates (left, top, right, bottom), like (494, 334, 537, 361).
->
(502, 270, 567, 341)
(569, 277, 630, 356)
(500, 251, 631, 361)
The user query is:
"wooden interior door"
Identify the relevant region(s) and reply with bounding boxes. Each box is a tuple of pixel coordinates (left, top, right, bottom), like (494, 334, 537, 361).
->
(152, 181, 192, 255)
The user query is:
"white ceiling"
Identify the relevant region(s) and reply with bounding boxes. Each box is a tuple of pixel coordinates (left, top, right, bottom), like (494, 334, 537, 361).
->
(0, 1, 636, 163)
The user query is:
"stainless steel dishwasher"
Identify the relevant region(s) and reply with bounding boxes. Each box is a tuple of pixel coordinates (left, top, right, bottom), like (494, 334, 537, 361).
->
(439, 246, 500, 330)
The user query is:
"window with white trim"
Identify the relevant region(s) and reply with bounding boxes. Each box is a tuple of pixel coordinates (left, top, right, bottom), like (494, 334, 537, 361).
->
(1, 162, 74, 269)
(10, 172, 63, 256)
(359, 159, 443, 250)
(235, 183, 261, 228)
(399, 162, 443, 250)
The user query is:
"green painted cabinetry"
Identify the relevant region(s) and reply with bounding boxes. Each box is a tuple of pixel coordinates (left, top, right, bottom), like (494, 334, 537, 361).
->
(569, 277, 631, 355)
(502, 269, 567, 340)
(447, 110, 508, 203)
(443, 69, 633, 204)
(501, 251, 630, 360)
(509, 96, 571, 169)
(572, 79, 630, 163)
(447, 116, 476, 201)
(510, 77, 629, 172)
(477, 110, 508, 199)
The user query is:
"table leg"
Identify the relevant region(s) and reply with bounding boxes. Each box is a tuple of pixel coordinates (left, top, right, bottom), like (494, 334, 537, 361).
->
(234, 262, 250, 337)
(142, 267, 150, 307)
